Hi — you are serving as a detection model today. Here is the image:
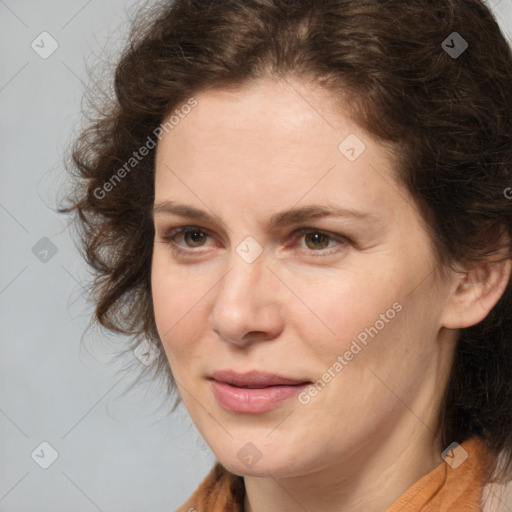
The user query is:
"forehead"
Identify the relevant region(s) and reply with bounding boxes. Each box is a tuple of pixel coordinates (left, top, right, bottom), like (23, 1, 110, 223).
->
(156, 78, 353, 162)
(153, 79, 406, 223)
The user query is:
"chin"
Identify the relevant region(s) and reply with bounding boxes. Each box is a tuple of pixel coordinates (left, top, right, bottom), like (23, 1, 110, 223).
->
(220, 455, 293, 478)
(209, 436, 313, 479)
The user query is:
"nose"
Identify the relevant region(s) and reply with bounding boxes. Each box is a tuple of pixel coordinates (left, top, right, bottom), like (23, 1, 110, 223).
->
(209, 251, 285, 348)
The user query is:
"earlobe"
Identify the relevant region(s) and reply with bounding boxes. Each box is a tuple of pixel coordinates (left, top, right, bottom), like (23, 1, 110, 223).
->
(441, 257, 512, 330)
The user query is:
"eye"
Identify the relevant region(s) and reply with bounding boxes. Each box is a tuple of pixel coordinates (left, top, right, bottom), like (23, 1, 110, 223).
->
(293, 228, 350, 255)
(158, 225, 350, 258)
(304, 232, 331, 250)
(182, 229, 208, 247)
(159, 226, 214, 252)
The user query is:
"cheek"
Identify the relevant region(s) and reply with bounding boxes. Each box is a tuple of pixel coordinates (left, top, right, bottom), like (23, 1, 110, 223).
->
(286, 267, 403, 359)
(306, 284, 439, 412)
(151, 254, 216, 368)
(151, 243, 433, 375)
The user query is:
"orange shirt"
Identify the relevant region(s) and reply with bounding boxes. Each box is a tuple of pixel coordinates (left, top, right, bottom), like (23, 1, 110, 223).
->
(176, 437, 492, 512)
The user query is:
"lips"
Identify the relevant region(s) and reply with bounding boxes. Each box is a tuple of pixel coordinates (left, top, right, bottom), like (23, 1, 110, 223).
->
(210, 370, 310, 388)
(209, 370, 311, 413)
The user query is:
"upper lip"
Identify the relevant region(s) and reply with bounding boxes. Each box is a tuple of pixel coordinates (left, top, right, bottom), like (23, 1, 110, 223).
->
(210, 370, 310, 388)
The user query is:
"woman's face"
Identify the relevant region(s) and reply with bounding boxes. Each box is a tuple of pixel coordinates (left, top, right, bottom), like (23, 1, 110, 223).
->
(151, 78, 459, 479)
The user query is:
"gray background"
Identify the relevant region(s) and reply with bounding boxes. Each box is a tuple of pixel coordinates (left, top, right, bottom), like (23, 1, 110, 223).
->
(0, 1, 511, 511)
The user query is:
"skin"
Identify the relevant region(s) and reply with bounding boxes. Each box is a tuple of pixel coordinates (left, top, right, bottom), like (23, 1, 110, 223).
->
(150, 77, 511, 512)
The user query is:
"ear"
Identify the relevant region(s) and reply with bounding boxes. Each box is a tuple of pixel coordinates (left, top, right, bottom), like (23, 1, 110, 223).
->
(441, 255, 512, 330)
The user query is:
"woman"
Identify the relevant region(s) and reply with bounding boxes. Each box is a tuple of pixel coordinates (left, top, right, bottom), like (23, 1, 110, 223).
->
(62, 0, 512, 510)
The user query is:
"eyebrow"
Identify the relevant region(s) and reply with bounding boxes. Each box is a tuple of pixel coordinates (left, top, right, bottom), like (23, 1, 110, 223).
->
(152, 200, 379, 228)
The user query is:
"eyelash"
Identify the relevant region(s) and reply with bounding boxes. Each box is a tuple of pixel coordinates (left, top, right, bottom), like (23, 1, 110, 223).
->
(159, 225, 351, 257)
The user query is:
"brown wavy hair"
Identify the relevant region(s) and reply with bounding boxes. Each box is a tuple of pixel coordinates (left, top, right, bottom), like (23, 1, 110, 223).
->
(61, 0, 512, 483)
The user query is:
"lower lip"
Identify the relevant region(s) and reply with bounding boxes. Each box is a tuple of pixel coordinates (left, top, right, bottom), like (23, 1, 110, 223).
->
(210, 380, 309, 413)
